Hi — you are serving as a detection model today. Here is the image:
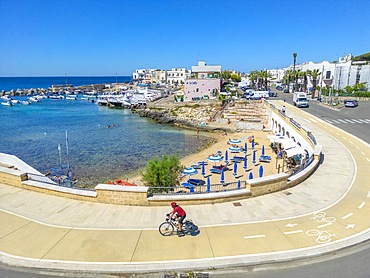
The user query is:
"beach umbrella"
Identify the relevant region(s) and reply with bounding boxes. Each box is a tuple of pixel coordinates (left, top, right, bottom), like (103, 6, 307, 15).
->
(233, 161, 238, 176)
(229, 138, 241, 145)
(259, 165, 264, 177)
(243, 156, 247, 170)
(201, 161, 205, 176)
(220, 168, 225, 184)
(237, 179, 241, 189)
(252, 139, 255, 150)
(181, 167, 198, 176)
(207, 155, 223, 164)
(249, 172, 253, 180)
(228, 146, 243, 153)
(262, 145, 265, 155)
(244, 142, 247, 154)
(207, 176, 211, 192)
(252, 150, 256, 164)
(225, 150, 229, 164)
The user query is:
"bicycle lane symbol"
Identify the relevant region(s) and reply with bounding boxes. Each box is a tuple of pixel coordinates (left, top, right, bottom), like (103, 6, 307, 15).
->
(305, 212, 336, 244)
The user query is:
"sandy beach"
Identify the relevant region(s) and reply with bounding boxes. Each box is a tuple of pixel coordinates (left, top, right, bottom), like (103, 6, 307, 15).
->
(130, 129, 280, 186)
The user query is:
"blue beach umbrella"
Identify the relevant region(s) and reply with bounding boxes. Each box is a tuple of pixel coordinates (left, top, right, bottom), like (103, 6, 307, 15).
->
(208, 155, 223, 164)
(262, 145, 265, 156)
(238, 179, 241, 189)
(244, 142, 247, 154)
(225, 150, 229, 164)
(259, 165, 264, 177)
(220, 168, 225, 184)
(229, 138, 241, 145)
(252, 139, 255, 150)
(233, 161, 238, 176)
(252, 150, 256, 164)
(249, 172, 253, 180)
(228, 146, 243, 153)
(182, 167, 198, 176)
(243, 156, 247, 170)
(201, 161, 205, 176)
(207, 176, 211, 192)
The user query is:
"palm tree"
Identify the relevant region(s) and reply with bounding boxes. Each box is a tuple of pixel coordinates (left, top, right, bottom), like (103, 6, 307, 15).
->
(249, 71, 258, 89)
(307, 69, 321, 99)
(298, 70, 308, 92)
(284, 69, 294, 90)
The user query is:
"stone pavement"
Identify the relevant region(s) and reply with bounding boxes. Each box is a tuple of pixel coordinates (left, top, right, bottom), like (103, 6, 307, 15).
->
(0, 100, 369, 275)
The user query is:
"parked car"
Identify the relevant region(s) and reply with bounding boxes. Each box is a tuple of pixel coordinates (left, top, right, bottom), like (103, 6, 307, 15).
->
(283, 88, 289, 93)
(187, 179, 205, 186)
(344, 99, 358, 107)
(276, 86, 283, 91)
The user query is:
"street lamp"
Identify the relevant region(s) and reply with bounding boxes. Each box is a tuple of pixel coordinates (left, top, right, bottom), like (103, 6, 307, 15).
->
(293, 53, 297, 91)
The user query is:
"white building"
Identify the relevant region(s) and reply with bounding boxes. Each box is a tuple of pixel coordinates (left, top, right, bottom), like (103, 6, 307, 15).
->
(167, 68, 191, 85)
(270, 54, 370, 91)
(191, 61, 222, 77)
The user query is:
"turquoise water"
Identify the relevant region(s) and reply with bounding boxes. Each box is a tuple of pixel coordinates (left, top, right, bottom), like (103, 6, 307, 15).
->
(0, 98, 210, 186)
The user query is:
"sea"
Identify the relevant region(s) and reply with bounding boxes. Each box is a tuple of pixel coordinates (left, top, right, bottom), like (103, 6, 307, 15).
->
(0, 77, 211, 187)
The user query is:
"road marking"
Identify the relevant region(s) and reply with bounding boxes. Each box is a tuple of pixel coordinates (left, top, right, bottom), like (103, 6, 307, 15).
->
(317, 222, 332, 229)
(336, 132, 340, 135)
(342, 213, 353, 219)
(326, 120, 333, 124)
(367, 191, 370, 198)
(346, 224, 355, 229)
(351, 119, 362, 123)
(367, 158, 370, 162)
(358, 202, 365, 209)
(244, 234, 266, 239)
(361, 151, 366, 156)
(342, 136, 347, 140)
(345, 119, 356, 123)
(284, 230, 303, 235)
(337, 119, 348, 123)
(285, 223, 298, 228)
(309, 118, 318, 123)
(356, 146, 360, 150)
(356, 119, 367, 123)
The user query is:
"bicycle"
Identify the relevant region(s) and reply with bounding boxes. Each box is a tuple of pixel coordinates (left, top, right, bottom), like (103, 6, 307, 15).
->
(310, 212, 336, 224)
(159, 214, 196, 236)
(306, 229, 335, 244)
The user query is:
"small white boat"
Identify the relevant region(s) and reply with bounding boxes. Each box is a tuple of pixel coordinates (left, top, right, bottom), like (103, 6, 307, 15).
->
(1, 101, 13, 106)
(28, 96, 40, 102)
(11, 99, 20, 104)
(20, 100, 31, 105)
(66, 95, 77, 100)
(50, 95, 65, 100)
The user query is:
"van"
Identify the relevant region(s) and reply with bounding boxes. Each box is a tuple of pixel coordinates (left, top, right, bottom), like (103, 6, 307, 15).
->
(293, 92, 309, 108)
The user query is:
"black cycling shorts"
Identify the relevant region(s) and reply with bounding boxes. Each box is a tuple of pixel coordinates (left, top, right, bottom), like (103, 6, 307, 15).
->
(178, 214, 186, 224)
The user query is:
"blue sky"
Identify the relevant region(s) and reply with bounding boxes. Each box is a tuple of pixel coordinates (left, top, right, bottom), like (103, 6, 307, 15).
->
(1, 0, 369, 76)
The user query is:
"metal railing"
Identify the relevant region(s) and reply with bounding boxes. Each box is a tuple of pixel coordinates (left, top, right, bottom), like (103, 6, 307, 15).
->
(147, 180, 247, 197)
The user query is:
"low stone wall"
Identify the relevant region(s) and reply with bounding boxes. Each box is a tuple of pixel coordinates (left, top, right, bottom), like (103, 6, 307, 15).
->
(95, 184, 149, 206)
(0, 167, 27, 187)
(247, 173, 289, 197)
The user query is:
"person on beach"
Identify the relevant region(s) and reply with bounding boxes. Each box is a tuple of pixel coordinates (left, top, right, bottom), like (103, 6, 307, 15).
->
(169, 202, 186, 236)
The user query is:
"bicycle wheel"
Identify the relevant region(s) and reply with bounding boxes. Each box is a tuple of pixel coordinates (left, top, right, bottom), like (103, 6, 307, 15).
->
(159, 222, 174, 236)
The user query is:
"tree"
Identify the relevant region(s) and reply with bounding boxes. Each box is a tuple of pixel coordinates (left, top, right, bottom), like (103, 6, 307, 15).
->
(231, 74, 241, 82)
(307, 69, 321, 99)
(142, 155, 183, 193)
(222, 71, 231, 80)
(249, 71, 258, 89)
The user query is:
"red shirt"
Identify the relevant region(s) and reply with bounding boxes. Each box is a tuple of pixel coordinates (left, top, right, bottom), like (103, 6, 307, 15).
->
(173, 206, 186, 217)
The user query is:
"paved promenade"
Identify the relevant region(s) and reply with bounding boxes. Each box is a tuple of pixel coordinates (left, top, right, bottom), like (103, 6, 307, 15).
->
(0, 100, 369, 275)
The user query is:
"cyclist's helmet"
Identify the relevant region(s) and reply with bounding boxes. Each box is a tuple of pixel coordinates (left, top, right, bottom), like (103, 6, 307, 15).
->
(171, 202, 177, 207)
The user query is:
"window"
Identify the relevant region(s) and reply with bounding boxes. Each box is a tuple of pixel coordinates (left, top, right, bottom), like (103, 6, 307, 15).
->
(326, 71, 331, 79)
(196, 88, 199, 92)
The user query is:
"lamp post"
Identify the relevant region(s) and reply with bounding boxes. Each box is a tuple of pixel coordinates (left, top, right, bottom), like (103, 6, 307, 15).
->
(293, 53, 297, 92)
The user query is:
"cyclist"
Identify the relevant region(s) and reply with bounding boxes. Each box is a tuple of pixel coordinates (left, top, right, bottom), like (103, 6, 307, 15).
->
(169, 202, 186, 236)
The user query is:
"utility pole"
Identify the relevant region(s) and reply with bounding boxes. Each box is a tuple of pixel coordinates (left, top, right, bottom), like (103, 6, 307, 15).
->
(293, 53, 297, 92)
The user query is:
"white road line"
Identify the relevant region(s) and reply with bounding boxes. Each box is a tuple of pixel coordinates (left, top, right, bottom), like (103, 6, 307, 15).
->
(351, 119, 362, 123)
(309, 118, 318, 123)
(367, 191, 370, 198)
(356, 119, 367, 123)
(367, 158, 370, 162)
(337, 119, 348, 123)
(332, 120, 341, 124)
(361, 151, 366, 156)
(358, 202, 366, 209)
(344, 119, 356, 123)
(304, 119, 311, 123)
(325, 120, 333, 124)
(336, 132, 340, 135)
(356, 146, 360, 150)
(342, 213, 353, 219)
(364, 119, 370, 123)
(317, 222, 332, 229)
(342, 136, 347, 140)
(284, 230, 303, 235)
(244, 234, 266, 239)
(349, 140, 354, 145)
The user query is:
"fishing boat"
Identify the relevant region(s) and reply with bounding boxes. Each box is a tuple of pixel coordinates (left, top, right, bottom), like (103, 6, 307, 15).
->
(1, 101, 13, 106)
(66, 95, 77, 100)
(20, 100, 31, 105)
